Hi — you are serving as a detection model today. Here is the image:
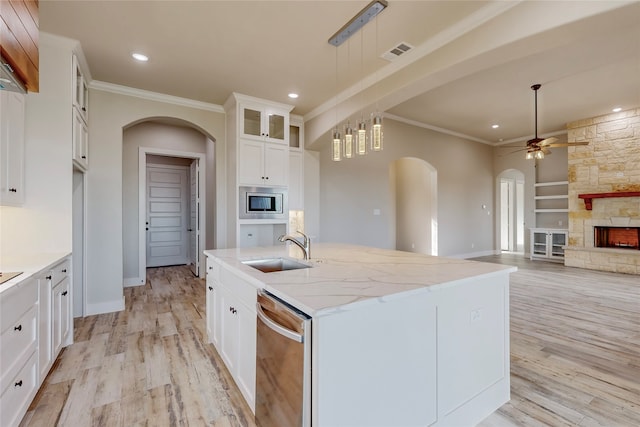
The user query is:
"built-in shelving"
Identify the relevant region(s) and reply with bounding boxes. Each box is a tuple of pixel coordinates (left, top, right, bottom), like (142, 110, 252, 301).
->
(534, 181, 569, 214)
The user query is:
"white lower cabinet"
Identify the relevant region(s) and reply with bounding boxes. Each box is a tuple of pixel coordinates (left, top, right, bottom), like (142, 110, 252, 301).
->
(52, 276, 71, 356)
(0, 255, 73, 427)
(38, 274, 52, 381)
(0, 278, 38, 427)
(206, 258, 257, 412)
(530, 228, 568, 261)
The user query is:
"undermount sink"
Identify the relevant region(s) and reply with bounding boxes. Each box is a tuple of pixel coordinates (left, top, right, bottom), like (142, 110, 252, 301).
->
(242, 257, 311, 273)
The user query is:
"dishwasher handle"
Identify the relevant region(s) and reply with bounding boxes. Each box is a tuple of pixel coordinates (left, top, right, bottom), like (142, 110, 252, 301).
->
(256, 302, 304, 343)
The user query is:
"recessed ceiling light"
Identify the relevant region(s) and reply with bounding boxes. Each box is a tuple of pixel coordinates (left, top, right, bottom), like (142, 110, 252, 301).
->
(132, 53, 149, 62)
(288, 93, 299, 99)
(491, 124, 500, 129)
(612, 107, 622, 112)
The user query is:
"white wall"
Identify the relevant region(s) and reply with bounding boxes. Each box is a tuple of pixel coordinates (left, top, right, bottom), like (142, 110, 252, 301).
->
(391, 157, 437, 255)
(122, 122, 210, 282)
(319, 119, 495, 258)
(86, 89, 225, 315)
(0, 34, 74, 257)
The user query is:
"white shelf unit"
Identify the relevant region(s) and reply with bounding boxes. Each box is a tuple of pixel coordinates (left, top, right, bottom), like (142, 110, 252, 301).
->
(534, 181, 568, 213)
(530, 228, 568, 262)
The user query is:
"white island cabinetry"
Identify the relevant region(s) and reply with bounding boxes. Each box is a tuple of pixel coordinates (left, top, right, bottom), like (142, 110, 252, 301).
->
(204, 244, 514, 426)
(206, 257, 257, 412)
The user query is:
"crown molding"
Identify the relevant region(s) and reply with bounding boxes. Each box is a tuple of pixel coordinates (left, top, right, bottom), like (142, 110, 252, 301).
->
(90, 80, 225, 113)
(384, 113, 493, 145)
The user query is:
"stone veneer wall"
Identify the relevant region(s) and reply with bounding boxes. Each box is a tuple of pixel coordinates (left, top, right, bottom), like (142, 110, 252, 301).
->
(565, 108, 640, 274)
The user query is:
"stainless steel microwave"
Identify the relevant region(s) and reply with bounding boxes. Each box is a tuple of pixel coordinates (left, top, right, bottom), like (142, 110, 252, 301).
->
(239, 186, 288, 220)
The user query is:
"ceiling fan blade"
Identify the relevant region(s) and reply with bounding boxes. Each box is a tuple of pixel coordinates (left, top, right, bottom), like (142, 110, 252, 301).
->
(541, 147, 552, 154)
(502, 147, 529, 155)
(538, 137, 558, 147)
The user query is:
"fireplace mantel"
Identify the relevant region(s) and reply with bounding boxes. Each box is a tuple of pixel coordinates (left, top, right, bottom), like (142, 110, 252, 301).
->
(578, 191, 640, 210)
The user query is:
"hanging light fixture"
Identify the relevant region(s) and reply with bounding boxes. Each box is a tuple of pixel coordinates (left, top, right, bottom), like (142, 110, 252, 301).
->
(371, 112, 383, 151)
(343, 121, 354, 158)
(328, 0, 387, 161)
(332, 127, 342, 161)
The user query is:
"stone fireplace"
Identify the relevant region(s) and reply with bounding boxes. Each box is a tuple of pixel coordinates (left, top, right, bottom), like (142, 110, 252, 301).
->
(564, 108, 640, 275)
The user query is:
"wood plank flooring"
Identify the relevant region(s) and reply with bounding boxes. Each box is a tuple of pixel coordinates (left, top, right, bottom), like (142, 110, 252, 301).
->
(20, 257, 640, 426)
(21, 266, 256, 427)
(476, 254, 640, 427)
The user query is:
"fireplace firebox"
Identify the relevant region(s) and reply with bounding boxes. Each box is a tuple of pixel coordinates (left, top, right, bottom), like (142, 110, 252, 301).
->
(594, 226, 640, 250)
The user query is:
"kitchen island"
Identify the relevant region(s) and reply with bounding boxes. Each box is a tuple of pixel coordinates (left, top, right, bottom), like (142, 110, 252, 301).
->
(204, 243, 516, 427)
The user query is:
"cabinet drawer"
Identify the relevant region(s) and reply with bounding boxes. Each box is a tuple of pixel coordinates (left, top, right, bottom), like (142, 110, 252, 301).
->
(50, 258, 71, 285)
(0, 304, 37, 379)
(0, 352, 37, 427)
(0, 278, 37, 333)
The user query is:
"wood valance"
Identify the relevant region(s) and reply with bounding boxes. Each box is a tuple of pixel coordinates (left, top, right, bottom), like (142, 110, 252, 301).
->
(578, 192, 640, 210)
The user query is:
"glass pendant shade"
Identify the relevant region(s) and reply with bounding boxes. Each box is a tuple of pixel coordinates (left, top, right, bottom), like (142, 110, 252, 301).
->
(525, 151, 534, 160)
(343, 123, 354, 158)
(535, 150, 544, 159)
(332, 128, 342, 161)
(356, 120, 367, 155)
(371, 113, 383, 151)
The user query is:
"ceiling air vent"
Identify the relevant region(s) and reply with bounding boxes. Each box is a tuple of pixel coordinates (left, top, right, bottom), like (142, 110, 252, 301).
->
(381, 42, 414, 61)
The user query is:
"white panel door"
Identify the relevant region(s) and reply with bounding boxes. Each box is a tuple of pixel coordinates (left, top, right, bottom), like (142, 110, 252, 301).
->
(189, 160, 200, 276)
(146, 166, 189, 267)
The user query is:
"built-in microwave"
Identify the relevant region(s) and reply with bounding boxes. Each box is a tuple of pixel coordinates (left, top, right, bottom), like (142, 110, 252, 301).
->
(239, 186, 288, 220)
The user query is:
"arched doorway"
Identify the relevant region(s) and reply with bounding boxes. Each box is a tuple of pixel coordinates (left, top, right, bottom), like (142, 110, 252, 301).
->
(497, 169, 525, 253)
(122, 118, 215, 285)
(390, 157, 438, 255)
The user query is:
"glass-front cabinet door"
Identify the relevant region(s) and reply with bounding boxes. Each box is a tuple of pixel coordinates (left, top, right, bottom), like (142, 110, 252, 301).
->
(267, 111, 285, 141)
(243, 108, 262, 137)
(241, 104, 287, 144)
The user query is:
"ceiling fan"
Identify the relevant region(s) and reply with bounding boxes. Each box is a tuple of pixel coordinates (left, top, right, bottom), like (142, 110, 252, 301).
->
(506, 84, 589, 159)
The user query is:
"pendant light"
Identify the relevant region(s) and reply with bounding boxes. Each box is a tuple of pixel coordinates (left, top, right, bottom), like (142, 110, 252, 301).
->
(328, 0, 388, 161)
(332, 127, 342, 161)
(356, 117, 367, 155)
(343, 121, 354, 158)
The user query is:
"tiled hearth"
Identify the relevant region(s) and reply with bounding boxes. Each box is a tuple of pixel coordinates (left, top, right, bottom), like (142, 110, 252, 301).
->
(564, 108, 640, 274)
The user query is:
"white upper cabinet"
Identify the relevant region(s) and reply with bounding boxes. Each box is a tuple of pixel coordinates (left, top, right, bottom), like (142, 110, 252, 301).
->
(72, 55, 89, 122)
(0, 90, 26, 206)
(238, 140, 288, 187)
(72, 54, 89, 171)
(241, 103, 288, 144)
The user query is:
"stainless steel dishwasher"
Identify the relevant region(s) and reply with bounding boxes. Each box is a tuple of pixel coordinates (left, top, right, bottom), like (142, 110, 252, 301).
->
(255, 290, 311, 427)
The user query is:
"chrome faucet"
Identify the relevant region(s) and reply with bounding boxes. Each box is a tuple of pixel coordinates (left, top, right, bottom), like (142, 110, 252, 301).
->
(278, 230, 311, 260)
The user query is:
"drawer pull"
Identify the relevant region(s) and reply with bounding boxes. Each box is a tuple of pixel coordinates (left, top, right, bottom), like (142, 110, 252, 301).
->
(46, 275, 52, 280)
(62, 291, 68, 296)
(15, 380, 23, 387)
(62, 269, 67, 273)
(14, 324, 22, 331)
(208, 286, 213, 291)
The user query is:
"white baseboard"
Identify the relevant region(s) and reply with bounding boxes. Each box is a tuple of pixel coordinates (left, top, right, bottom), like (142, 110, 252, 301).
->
(123, 277, 145, 287)
(85, 296, 125, 316)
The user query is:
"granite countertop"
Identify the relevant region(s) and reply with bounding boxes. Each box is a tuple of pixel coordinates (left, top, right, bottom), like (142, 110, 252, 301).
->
(204, 243, 516, 316)
(0, 252, 71, 293)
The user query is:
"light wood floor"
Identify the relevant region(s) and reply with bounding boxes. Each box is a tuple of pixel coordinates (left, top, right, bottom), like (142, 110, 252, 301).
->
(20, 257, 640, 426)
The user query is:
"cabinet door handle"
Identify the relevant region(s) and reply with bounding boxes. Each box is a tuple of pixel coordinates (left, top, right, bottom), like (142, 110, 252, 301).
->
(81, 155, 87, 159)
(15, 380, 23, 387)
(46, 275, 52, 280)
(208, 286, 213, 291)
(62, 291, 68, 296)
(82, 107, 86, 112)
(14, 324, 22, 331)
(62, 269, 67, 273)
(9, 188, 17, 192)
